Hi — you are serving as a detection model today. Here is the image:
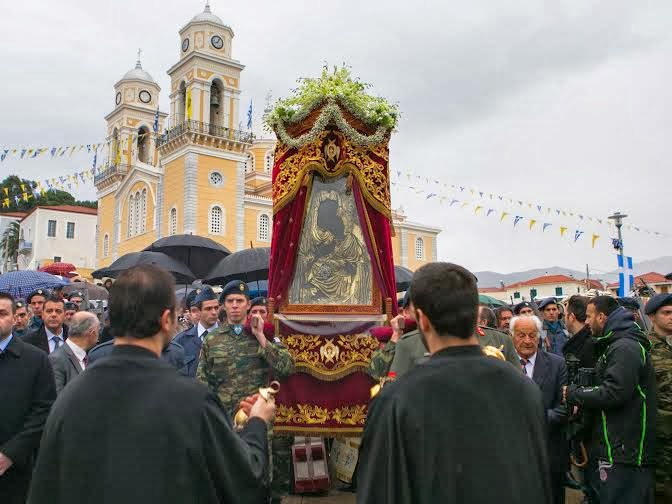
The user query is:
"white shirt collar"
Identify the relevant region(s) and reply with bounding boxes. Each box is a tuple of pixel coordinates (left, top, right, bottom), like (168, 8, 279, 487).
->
(65, 338, 87, 367)
(197, 322, 218, 338)
(45, 326, 64, 340)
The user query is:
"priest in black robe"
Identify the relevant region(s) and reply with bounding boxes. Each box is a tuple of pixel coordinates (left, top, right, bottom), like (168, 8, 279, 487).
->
(28, 265, 275, 504)
(357, 262, 552, 504)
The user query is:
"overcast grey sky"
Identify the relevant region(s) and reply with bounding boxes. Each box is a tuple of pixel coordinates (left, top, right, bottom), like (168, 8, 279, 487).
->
(1, 0, 670, 275)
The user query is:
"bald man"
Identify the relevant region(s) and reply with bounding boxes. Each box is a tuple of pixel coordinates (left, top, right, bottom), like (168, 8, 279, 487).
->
(48, 312, 100, 393)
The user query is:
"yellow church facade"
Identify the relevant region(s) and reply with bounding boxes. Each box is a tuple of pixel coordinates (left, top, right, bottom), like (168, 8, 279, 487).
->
(95, 3, 440, 273)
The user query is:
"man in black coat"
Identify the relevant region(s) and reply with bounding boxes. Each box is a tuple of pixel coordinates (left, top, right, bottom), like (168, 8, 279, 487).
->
(23, 295, 69, 354)
(510, 314, 569, 504)
(563, 295, 596, 369)
(28, 265, 276, 504)
(357, 263, 551, 504)
(0, 293, 56, 504)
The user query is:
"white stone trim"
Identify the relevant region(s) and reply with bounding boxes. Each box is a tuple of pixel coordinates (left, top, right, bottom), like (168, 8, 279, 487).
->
(396, 220, 442, 234)
(400, 228, 408, 268)
(155, 174, 164, 238)
(183, 152, 198, 234)
(432, 236, 438, 262)
(112, 201, 120, 260)
(235, 161, 245, 251)
(160, 145, 247, 166)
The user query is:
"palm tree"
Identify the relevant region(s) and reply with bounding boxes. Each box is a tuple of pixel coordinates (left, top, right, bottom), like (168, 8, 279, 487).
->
(1, 221, 20, 271)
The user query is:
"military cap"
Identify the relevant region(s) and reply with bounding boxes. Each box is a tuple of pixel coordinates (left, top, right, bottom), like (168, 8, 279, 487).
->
(513, 301, 535, 315)
(68, 291, 84, 301)
(14, 299, 26, 310)
(644, 293, 672, 315)
(617, 297, 640, 311)
(27, 289, 49, 303)
(250, 296, 267, 308)
(64, 301, 78, 311)
(219, 280, 249, 303)
(400, 290, 411, 309)
(194, 286, 218, 306)
(537, 297, 558, 310)
(185, 288, 202, 309)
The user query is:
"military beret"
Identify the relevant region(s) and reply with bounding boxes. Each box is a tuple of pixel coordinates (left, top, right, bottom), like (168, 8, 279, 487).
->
(68, 291, 84, 300)
(400, 290, 411, 309)
(219, 280, 249, 303)
(537, 297, 558, 310)
(27, 289, 49, 303)
(185, 288, 202, 309)
(250, 296, 267, 308)
(64, 302, 78, 311)
(644, 293, 672, 315)
(14, 299, 26, 310)
(617, 297, 640, 311)
(513, 301, 536, 315)
(194, 286, 218, 305)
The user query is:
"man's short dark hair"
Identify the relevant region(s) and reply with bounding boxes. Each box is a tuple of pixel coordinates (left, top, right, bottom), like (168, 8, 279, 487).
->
(566, 295, 589, 323)
(478, 305, 497, 328)
(109, 265, 176, 339)
(0, 292, 15, 313)
(495, 306, 513, 322)
(588, 296, 619, 317)
(409, 262, 478, 339)
(44, 295, 65, 309)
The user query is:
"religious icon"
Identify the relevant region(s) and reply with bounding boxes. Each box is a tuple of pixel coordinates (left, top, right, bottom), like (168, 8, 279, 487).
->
(289, 176, 372, 306)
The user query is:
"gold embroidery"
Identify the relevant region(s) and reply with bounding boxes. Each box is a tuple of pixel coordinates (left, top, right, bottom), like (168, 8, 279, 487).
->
(275, 404, 368, 426)
(320, 339, 340, 364)
(331, 405, 368, 425)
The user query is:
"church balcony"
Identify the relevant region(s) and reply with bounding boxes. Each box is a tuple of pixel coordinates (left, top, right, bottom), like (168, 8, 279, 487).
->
(94, 164, 126, 189)
(157, 119, 254, 156)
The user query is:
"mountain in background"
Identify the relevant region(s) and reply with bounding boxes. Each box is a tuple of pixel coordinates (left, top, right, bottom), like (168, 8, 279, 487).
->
(475, 256, 672, 288)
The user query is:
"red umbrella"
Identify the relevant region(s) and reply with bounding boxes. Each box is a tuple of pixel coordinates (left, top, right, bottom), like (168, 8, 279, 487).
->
(39, 262, 77, 277)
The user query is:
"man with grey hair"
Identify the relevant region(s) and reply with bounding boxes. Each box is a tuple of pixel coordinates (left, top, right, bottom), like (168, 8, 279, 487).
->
(510, 315, 568, 504)
(48, 312, 100, 394)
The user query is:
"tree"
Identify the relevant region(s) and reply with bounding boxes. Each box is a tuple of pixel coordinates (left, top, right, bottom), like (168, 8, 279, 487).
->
(1, 221, 20, 271)
(0, 174, 97, 212)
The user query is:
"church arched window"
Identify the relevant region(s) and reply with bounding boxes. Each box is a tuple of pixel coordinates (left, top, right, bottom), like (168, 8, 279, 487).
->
(245, 152, 255, 173)
(209, 79, 223, 128)
(128, 194, 135, 237)
(264, 150, 274, 173)
(137, 126, 150, 164)
(140, 189, 147, 233)
(209, 205, 223, 235)
(415, 237, 425, 260)
(258, 213, 270, 242)
(169, 207, 177, 236)
(103, 234, 109, 257)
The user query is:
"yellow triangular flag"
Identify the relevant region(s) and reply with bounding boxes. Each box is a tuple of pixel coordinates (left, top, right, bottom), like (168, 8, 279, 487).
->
(500, 212, 509, 222)
(560, 226, 568, 237)
(460, 202, 469, 209)
(474, 205, 483, 214)
(529, 219, 537, 230)
(591, 234, 600, 248)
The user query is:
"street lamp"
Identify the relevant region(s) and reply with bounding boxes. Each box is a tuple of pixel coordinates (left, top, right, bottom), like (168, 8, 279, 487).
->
(608, 211, 628, 256)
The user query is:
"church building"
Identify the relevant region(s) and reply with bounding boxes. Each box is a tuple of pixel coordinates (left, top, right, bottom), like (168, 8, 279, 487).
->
(94, 2, 440, 272)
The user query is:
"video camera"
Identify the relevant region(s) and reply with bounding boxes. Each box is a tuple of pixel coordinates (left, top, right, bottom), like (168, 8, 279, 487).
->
(565, 354, 596, 468)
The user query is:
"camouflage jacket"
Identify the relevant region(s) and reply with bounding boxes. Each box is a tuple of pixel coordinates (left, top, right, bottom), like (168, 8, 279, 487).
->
(649, 329, 672, 494)
(196, 323, 295, 416)
(367, 340, 397, 381)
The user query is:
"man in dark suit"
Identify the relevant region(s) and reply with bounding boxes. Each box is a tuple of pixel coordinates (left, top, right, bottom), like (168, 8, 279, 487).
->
(28, 265, 275, 504)
(48, 311, 100, 393)
(511, 314, 568, 504)
(24, 295, 68, 354)
(174, 286, 219, 377)
(88, 336, 187, 375)
(0, 293, 56, 504)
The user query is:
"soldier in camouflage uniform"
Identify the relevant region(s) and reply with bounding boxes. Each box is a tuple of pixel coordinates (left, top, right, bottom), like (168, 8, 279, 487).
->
(367, 293, 414, 381)
(197, 280, 295, 504)
(645, 293, 672, 502)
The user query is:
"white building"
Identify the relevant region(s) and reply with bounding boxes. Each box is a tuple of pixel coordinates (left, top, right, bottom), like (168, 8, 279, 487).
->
(0, 212, 27, 272)
(18, 205, 98, 271)
(480, 274, 605, 304)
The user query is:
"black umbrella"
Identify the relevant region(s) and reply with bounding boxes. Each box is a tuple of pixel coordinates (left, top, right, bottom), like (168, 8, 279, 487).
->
(144, 234, 231, 279)
(92, 251, 196, 284)
(395, 265, 414, 292)
(204, 247, 270, 285)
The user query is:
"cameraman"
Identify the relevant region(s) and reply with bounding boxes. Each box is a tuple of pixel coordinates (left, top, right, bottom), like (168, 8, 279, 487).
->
(565, 296, 656, 503)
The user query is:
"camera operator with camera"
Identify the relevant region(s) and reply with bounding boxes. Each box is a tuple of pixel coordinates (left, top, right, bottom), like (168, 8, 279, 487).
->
(564, 296, 656, 503)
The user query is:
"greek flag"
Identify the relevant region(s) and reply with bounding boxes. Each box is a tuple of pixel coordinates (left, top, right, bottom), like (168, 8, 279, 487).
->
(246, 100, 253, 130)
(153, 107, 160, 133)
(617, 254, 634, 297)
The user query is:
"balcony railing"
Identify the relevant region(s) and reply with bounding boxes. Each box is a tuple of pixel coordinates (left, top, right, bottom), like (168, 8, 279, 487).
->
(18, 239, 32, 254)
(157, 119, 254, 148)
(93, 164, 125, 185)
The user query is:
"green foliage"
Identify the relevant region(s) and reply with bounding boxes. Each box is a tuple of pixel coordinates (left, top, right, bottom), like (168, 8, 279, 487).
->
(0, 221, 20, 268)
(265, 66, 399, 131)
(0, 175, 97, 213)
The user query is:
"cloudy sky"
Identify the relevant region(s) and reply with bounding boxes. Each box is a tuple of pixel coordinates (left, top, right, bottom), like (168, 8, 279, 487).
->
(1, 0, 670, 275)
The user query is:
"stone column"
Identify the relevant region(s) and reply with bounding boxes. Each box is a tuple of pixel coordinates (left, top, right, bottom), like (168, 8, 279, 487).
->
(183, 152, 198, 234)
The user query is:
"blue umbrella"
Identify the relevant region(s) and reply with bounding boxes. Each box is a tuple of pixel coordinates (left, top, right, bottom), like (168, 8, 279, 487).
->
(0, 270, 68, 299)
(248, 280, 268, 298)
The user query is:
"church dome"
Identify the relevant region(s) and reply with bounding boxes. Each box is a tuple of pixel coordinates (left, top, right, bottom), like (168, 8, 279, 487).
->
(121, 60, 155, 84)
(190, 2, 227, 26)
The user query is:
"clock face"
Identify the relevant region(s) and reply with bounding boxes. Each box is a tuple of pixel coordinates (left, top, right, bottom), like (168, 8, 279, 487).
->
(211, 35, 224, 50)
(115, 92, 122, 106)
(139, 90, 151, 104)
(182, 38, 189, 52)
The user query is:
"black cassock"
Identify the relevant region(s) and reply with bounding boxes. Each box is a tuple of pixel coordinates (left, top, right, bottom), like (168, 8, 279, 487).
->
(28, 345, 268, 504)
(357, 345, 552, 504)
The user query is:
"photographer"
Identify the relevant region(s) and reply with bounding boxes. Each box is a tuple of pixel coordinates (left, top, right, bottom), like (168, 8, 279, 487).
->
(565, 296, 656, 503)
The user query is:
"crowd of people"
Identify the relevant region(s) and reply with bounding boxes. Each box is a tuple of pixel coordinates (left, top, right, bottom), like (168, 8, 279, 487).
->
(0, 262, 670, 503)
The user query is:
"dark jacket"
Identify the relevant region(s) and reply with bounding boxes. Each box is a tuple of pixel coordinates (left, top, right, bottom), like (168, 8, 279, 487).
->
(562, 324, 596, 369)
(23, 324, 69, 354)
(541, 320, 569, 356)
(531, 350, 569, 473)
(88, 339, 187, 376)
(568, 307, 657, 467)
(27, 345, 269, 504)
(174, 324, 202, 377)
(48, 342, 84, 394)
(0, 336, 56, 504)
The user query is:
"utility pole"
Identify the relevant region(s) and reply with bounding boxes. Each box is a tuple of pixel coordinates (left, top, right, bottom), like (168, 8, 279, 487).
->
(608, 211, 629, 296)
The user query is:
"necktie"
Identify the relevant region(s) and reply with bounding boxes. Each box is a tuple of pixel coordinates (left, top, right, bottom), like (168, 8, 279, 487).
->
(82, 355, 88, 369)
(201, 329, 208, 342)
(53, 337, 62, 350)
(520, 358, 528, 375)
